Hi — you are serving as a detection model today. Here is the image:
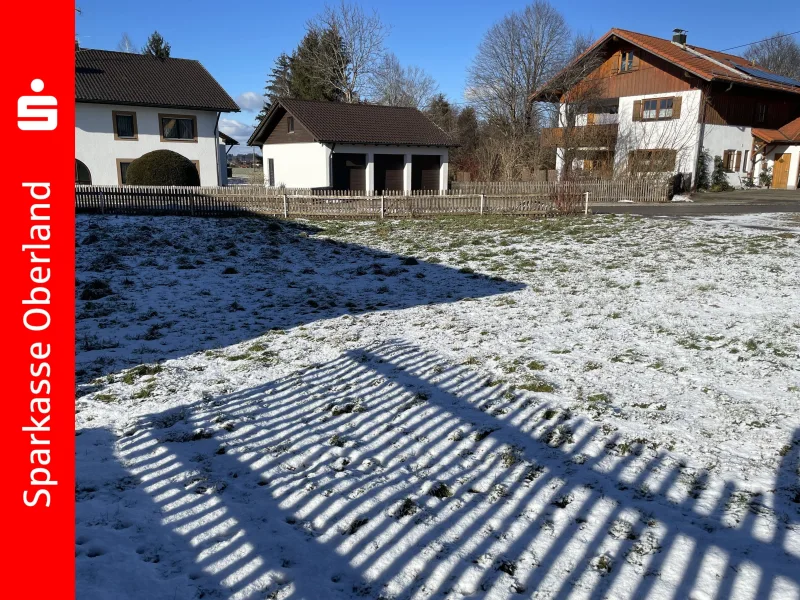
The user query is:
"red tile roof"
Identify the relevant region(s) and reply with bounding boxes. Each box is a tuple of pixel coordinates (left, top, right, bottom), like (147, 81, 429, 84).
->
(534, 28, 800, 99)
(753, 116, 800, 144)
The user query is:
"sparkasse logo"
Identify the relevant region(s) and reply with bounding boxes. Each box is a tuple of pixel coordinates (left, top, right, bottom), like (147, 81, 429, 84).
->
(17, 79, 58, 131)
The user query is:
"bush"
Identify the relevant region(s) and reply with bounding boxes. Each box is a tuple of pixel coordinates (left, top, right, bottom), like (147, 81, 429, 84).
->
(695, 148, 711, 191)
(710, 156, 731, 192)
(125, 150, 200, 186)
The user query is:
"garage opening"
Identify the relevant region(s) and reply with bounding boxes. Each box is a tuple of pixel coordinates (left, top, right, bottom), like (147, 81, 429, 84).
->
(332, 153, 367, 191)
(411, 155, 440, 191)
(374, 154, 405, 192)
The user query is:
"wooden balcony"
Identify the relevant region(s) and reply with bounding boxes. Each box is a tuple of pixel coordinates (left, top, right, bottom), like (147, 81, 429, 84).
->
(541, 124, 619, 148)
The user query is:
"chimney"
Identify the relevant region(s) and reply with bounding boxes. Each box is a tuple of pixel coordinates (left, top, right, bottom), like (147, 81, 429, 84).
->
(672, 29, 687, 45)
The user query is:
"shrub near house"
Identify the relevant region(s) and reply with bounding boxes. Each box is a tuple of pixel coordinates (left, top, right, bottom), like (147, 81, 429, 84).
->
(126, 150, 201, 186)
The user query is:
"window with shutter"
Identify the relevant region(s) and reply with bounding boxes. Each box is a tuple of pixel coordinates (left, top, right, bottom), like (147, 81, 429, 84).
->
(672, 96, 682, 119)
(734, 151, 742, 171)
(632, 100, 643, 121)
(742, 150, 749, 172)
(722, 150, 737, 172)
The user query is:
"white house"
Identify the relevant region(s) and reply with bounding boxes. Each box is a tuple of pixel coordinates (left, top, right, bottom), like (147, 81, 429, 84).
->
(248, 99, 454, 192)
(75, 49, 240, 186)
(536, 28, 800, 190)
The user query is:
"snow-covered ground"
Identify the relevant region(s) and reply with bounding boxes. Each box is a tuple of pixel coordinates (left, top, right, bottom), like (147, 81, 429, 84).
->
(75, 213, 800, 600)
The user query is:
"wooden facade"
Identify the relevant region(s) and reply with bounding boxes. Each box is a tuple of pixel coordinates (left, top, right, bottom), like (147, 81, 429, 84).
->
(703, 84, 800, 128)
(262, 107, 315, 145)
(578, 40, 698, 101)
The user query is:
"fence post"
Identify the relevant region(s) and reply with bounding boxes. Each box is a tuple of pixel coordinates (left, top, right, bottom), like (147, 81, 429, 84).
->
(190, 191, 195, 216)
(584, 192, 589, 215)
(380, 195, 385, 219)
(480, 194, 485, 215)
(100, 191, 106, 215)
(283, 193, 288, 219)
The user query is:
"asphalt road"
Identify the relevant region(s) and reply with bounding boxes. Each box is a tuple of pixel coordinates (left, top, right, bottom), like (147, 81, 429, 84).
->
(592, 189, 800, 217)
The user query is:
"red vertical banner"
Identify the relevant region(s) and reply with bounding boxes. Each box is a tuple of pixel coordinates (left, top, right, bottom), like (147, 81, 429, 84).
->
(1, 2, 75, 598)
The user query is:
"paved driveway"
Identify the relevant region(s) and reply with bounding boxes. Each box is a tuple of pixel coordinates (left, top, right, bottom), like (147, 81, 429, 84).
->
(593, 188, 800, 216)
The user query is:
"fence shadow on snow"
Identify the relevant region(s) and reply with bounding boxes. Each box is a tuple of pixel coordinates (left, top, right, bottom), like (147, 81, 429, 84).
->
(75, 216, 523, 383)
(76, 340, 800, 599)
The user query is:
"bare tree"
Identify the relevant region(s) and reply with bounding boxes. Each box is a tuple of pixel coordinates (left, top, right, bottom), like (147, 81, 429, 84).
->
(117, 33, 136, 53)
(307, 1, 389, 103)
(743, 33, 800, 79)
(370, 53, 438, 109)
(466, 0, 571, 135)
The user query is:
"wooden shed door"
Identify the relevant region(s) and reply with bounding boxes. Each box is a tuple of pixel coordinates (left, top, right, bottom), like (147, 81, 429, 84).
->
(772, 153, 790, 189)
(332, 153, 367, 191)
(411, 155, 441, 191)
(374, 154, 405, 191)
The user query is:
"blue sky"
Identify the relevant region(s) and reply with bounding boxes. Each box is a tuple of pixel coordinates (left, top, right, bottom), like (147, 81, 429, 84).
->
(75, 0, 798, 148)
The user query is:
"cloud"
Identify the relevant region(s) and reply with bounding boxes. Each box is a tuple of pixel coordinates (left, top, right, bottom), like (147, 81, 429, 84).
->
(219, 118, 257, 152)
(235, 91, 264, 112)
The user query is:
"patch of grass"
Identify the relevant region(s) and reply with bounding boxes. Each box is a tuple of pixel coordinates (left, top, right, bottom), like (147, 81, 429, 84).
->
(80, 279, 114, 301)
(94, 393, 117, 403)
(584, 361, 602, 371)
(132, 382, 157, 399)
(588, 393, 610, 403)
(329, 434, 345, 447)
(346, 517, 369, 535)
(397, 498, 418, 518)
(518, 379, 555, 393)
(542, 409, 558, 420)
(428, 482, 453, 499)
(473, 427, 498, 442)
(121, 364, 163, 384)
(222, 266, 239, 275)
(526, 360, 546, 371)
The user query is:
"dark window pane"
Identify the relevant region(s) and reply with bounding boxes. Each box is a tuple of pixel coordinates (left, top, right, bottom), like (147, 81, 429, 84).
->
(116, 114, 134, 137)
(178, 118, 194, 139)
(120, 162, 131, 184)
(162, 118, 178, 138)
(162, 117, 194, 139)
(75, 160, 92, 184)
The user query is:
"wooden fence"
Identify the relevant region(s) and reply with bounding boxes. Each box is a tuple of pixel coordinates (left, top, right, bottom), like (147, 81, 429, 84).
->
(452, 177, 671, 203)
(75, 185, 590, 218)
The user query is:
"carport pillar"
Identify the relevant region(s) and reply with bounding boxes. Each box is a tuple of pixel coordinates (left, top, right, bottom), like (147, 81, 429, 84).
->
(440, 155, 449, 191)
(403, 153, 412, 192)
(366, 151, 375, 193)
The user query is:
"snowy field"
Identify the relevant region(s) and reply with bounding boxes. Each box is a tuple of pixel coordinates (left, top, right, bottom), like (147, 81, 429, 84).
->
(75, 212, 800, 600)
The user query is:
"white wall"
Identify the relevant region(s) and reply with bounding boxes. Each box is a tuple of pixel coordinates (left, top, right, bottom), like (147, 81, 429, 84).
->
(758, 145, 800, 189)
(615, 90, 703, 176)
(701, 124, 754, 187)
(261, 142, 332, 188)
(75, 103, 221, 186)
(259, 142, 449, 191)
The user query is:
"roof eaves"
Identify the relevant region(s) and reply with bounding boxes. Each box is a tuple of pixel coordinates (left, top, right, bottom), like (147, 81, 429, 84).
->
(76, 98, 239, 112)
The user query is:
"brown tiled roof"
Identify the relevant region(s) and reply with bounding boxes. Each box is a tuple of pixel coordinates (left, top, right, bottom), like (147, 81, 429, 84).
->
(248, 98, 453, 147)
(76, 49, 239, 112)
(753, 116, 800, 143)
(535, 28, 800, 98)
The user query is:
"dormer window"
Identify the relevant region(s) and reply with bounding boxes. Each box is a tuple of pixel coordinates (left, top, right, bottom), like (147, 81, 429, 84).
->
(287, 116, 295, 133)
(620, 50, 636, 72)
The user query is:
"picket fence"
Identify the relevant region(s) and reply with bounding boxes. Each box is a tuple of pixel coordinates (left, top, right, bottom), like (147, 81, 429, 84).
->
(74, 185, 591, 218)
(452, 178, 671, 203)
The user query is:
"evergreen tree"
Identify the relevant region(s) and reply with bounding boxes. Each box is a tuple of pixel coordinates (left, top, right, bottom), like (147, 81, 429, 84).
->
(142, 31, 171, 58)
(256, 53, 292, 124)
(290, 28, 343, 102)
